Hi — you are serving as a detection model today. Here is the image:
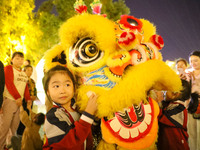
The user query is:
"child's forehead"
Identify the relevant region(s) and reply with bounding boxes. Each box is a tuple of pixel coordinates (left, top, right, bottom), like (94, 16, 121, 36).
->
(13, 54, 24, 58)
(50, 72, 72, 81)
(26, 67, 33, 70)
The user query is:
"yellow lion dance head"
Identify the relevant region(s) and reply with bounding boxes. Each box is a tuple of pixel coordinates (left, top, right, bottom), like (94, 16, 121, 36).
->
(44, 1, 181, 149)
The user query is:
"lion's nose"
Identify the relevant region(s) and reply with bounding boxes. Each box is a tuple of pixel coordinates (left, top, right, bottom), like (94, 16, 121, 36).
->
(109, 53, 132, 76)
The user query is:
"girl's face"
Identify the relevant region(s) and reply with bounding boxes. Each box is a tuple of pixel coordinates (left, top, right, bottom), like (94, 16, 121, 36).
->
(11, 55, 24, 69)
(24, 67, 33, 77)
(189, 55, 200, 70)
(47, 72, 74, 107)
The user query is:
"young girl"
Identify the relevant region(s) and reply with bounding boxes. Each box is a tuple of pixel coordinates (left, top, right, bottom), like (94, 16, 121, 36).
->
(24, 65, 37, 101)
(0, 52, 31, 149)
(43, 65, 98, 150)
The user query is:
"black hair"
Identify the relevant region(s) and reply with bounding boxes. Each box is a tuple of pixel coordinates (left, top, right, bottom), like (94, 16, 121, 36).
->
(12, 51, 24, 59)
(11, 52, 24, 65)
(23, 65, 33, 71)
(189, 51, 200, 58)
(175, 58, 188, 66)
(25, 59, 31, 65)
(35, 113, 45, 125)
(43, 65, 76, 95)
(179, 79, 191, 101)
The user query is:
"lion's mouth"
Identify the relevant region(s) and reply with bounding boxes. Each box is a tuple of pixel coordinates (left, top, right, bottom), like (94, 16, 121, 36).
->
(102, 97, 154, 141)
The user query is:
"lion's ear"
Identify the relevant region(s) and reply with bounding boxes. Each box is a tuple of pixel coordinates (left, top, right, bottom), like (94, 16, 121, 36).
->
(43, 44, 67, 72)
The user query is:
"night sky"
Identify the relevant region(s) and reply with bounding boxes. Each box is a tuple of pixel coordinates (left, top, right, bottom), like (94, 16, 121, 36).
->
(125, 0, 200, 61)
(35, 0, 200, 61)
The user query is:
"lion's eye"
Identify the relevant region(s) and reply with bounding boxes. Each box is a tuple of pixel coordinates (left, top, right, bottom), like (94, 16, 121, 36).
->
(127, 18, 139, 27)
(69, 37, 103, 67)
(119, 15, 142, 31)
(83, 43, 98, 58)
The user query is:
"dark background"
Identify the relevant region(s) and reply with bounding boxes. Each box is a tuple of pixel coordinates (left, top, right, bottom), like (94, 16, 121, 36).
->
(35, 0, 200, 61)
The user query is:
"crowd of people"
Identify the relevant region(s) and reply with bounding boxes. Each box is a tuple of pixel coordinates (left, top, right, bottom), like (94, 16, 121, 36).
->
(0, 50, 200, 150)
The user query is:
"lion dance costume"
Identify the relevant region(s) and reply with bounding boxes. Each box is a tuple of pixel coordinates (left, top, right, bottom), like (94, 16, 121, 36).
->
(44, 0, 182, 149)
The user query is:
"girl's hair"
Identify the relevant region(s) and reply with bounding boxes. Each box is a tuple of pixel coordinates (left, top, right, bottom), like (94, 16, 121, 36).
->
(189, 51, 200, 58)
(175, 58, 188, 66)
(12, 51, 24, 59)
(23, 65, 33, 71)
(11, 52, 24, 65)
(43, 65, 76, 94)
(180, 79, 191, 101)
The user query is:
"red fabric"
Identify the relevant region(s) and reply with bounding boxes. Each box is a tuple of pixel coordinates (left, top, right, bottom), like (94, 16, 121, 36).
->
(43, 117, 93, 150)
(86, 131, 93, 150)
(195, 102, 200, 114)
(157, 107, 189, 150)
(157, 123, 189, 150)
(24, 84, 31, 101)
(4, 65, 21, 100)
(4, 65, 30, 101)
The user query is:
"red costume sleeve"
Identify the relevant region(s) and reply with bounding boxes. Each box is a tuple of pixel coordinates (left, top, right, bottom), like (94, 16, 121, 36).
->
(49, 119, 92, 149)
(43, 108, 94, 150)
(4, 65, 21, 100)
(86, 130, 93, 150)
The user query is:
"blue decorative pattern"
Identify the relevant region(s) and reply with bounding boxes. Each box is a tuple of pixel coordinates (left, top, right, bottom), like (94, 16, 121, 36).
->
(84, 66, 116, 90)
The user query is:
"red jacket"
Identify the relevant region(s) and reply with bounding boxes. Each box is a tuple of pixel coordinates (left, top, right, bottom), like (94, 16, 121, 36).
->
(157, 101, 189, 150)
(43, 105, 93, 150)
(4, 65, 30, 101)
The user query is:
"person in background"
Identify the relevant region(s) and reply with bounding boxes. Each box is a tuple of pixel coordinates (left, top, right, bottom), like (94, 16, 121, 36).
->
(43, 65, 97, 150)
(175, 58, 192, 109)
(175, 58, 188, 74)
(20, 100, 44, 150)
(187, 50, 200, 150)
(0, 52, 31, 150)
(24, 65, 37, 101)
(12, 100, 44, 150)
(0, 61, 5, 114)
(157, 79, 191, 150)
(23, 59, 30, 66)
(24, 59, 37, 84)
(12, 64, 38, 149)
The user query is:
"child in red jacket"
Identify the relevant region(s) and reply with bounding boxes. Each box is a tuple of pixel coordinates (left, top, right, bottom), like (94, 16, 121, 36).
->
(157, 79, 191, 150)
(43, 65, 98, 150)
(0, 52, 31, 149)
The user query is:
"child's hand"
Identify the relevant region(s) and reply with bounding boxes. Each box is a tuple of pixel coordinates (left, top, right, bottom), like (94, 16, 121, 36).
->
(31, 96, 37, 101)
(16, 98, 22, 106)
(179, 73, 187, 80)
(85, 91, 98, 115)
(27, 100, 32, 110)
